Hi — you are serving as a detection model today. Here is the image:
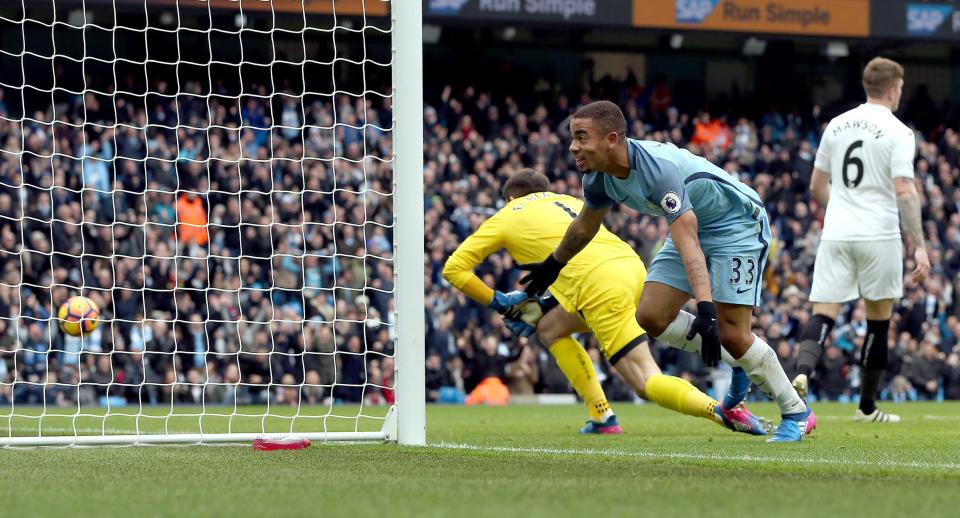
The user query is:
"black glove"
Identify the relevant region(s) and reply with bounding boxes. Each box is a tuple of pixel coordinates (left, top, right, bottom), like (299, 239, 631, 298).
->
(518, 254, 567, 297)
(687, 301, 721, 368)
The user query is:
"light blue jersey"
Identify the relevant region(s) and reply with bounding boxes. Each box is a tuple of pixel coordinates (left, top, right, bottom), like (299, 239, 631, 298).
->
(582, 139, 771, 306)
(583, 139, 765, 246)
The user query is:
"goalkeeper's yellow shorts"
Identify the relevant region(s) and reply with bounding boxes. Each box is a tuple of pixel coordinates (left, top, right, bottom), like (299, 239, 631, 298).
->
(552, 255, 648, 365)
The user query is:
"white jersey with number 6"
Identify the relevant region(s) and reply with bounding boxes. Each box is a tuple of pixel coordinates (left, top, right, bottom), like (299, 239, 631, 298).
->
(813, 103, 916, 242)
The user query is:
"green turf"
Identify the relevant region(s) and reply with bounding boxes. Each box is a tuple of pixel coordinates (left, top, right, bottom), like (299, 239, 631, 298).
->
(2, 402, 960, 517)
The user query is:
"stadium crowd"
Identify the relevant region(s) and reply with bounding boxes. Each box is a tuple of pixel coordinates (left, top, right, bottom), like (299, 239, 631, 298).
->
(0, 79, 397, 407)
(2, 66, 960, 409)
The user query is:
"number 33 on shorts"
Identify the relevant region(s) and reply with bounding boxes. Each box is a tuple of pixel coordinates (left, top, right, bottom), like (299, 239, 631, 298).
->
(727, 256, 757, 294)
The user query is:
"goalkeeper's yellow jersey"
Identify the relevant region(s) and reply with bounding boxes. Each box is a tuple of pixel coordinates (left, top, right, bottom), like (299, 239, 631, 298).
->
(442, 192, 639, 307)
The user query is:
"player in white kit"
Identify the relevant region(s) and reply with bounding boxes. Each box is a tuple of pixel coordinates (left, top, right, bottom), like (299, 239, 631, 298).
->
(792, 57, 930, 423)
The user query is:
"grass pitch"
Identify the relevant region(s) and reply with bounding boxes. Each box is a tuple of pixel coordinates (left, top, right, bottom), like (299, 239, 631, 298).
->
(2, 402, 960, 517)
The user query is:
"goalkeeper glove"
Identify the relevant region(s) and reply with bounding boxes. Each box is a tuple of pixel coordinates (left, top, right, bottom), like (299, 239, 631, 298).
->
(487, 290, 530, 313)
(488, 291, 538, 338)
(687, 301, 721, 368)
(504, 316, 536, 337)
(518, 254, 566, 297)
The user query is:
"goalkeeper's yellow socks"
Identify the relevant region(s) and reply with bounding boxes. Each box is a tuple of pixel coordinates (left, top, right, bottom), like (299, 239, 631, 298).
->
(548, 337, 613, 422)
(644, 374, 723, 425)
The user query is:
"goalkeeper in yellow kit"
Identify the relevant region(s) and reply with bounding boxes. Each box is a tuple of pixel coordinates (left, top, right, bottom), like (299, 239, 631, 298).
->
(443, 169, 770, 435)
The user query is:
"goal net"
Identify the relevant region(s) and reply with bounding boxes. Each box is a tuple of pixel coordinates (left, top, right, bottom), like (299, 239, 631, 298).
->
(0, 0, 424, 447)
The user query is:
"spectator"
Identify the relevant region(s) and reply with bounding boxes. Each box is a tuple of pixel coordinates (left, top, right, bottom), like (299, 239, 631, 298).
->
(506, 345, 540, 396)
(942, 353, 960, 399)
(903, 341, 947, 400)
(888, 375, 916, 402)
(775, 339, 796, 381)
(817, 346, 851, 401)
(691, 111, 732, 152)
(334, 335, 367, 403)
(176, 191, 209, 250)
(462, 335, 517, 406)
(425, 352, 448, 402)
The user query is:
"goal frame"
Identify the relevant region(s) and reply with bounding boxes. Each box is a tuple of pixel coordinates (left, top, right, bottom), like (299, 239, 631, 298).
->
(0, 0, 425, 448)
(391, 0, 426, 447)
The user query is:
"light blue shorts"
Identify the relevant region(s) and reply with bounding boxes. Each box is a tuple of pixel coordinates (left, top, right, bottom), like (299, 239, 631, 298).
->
(646, 213, 771, 307)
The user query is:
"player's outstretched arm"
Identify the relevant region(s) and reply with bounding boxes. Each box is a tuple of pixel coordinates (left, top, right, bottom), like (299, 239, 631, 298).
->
(518, 204, 608, 296)
(555, 204, 607, 263)
(669, 211, 712, 303)
(894, 177, 930, 284)
(669, 211, 721, 367)
(810, 168, 831, 206)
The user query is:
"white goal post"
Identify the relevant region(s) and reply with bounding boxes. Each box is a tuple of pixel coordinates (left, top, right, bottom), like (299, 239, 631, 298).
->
(0, 0, 424, 447)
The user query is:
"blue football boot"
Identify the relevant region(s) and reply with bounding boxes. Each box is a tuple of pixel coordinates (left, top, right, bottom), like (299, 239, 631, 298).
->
(767, 406, 815, 443)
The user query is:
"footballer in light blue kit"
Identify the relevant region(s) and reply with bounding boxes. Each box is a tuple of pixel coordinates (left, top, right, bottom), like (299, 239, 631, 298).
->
(518, 101, 813, 442)
(581, 138, 771, 308)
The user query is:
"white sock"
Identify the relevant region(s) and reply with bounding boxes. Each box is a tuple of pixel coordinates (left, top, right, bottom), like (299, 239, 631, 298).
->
(735, 335, 806, 415)
(654, 310, 736, 365)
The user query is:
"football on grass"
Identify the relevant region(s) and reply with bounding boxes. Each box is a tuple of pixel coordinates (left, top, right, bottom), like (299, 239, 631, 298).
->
(58, 296, 100, 337)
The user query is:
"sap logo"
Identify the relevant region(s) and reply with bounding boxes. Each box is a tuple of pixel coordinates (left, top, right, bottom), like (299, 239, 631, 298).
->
(676, 0, 719, 24)
(906, 3, 954, 35)
(429, 0, 470, 15)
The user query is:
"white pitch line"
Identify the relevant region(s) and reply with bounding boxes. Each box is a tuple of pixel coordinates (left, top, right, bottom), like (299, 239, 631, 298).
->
(774, 414, 960, 421)
(818, 414, 960, 421)
(431, 442, 960, 471)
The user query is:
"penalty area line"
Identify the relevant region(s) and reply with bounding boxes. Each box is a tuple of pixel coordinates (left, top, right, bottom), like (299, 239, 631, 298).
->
(430, 442, 960, 471)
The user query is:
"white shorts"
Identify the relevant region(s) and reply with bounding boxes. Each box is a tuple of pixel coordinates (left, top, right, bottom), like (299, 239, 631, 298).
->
(809, 239, 903, 303)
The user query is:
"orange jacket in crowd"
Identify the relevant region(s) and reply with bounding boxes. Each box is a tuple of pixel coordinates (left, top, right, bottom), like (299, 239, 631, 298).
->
(465, 376, 510, 406)
(692, 118, 732, 150)
(176, 193, 208, 246)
